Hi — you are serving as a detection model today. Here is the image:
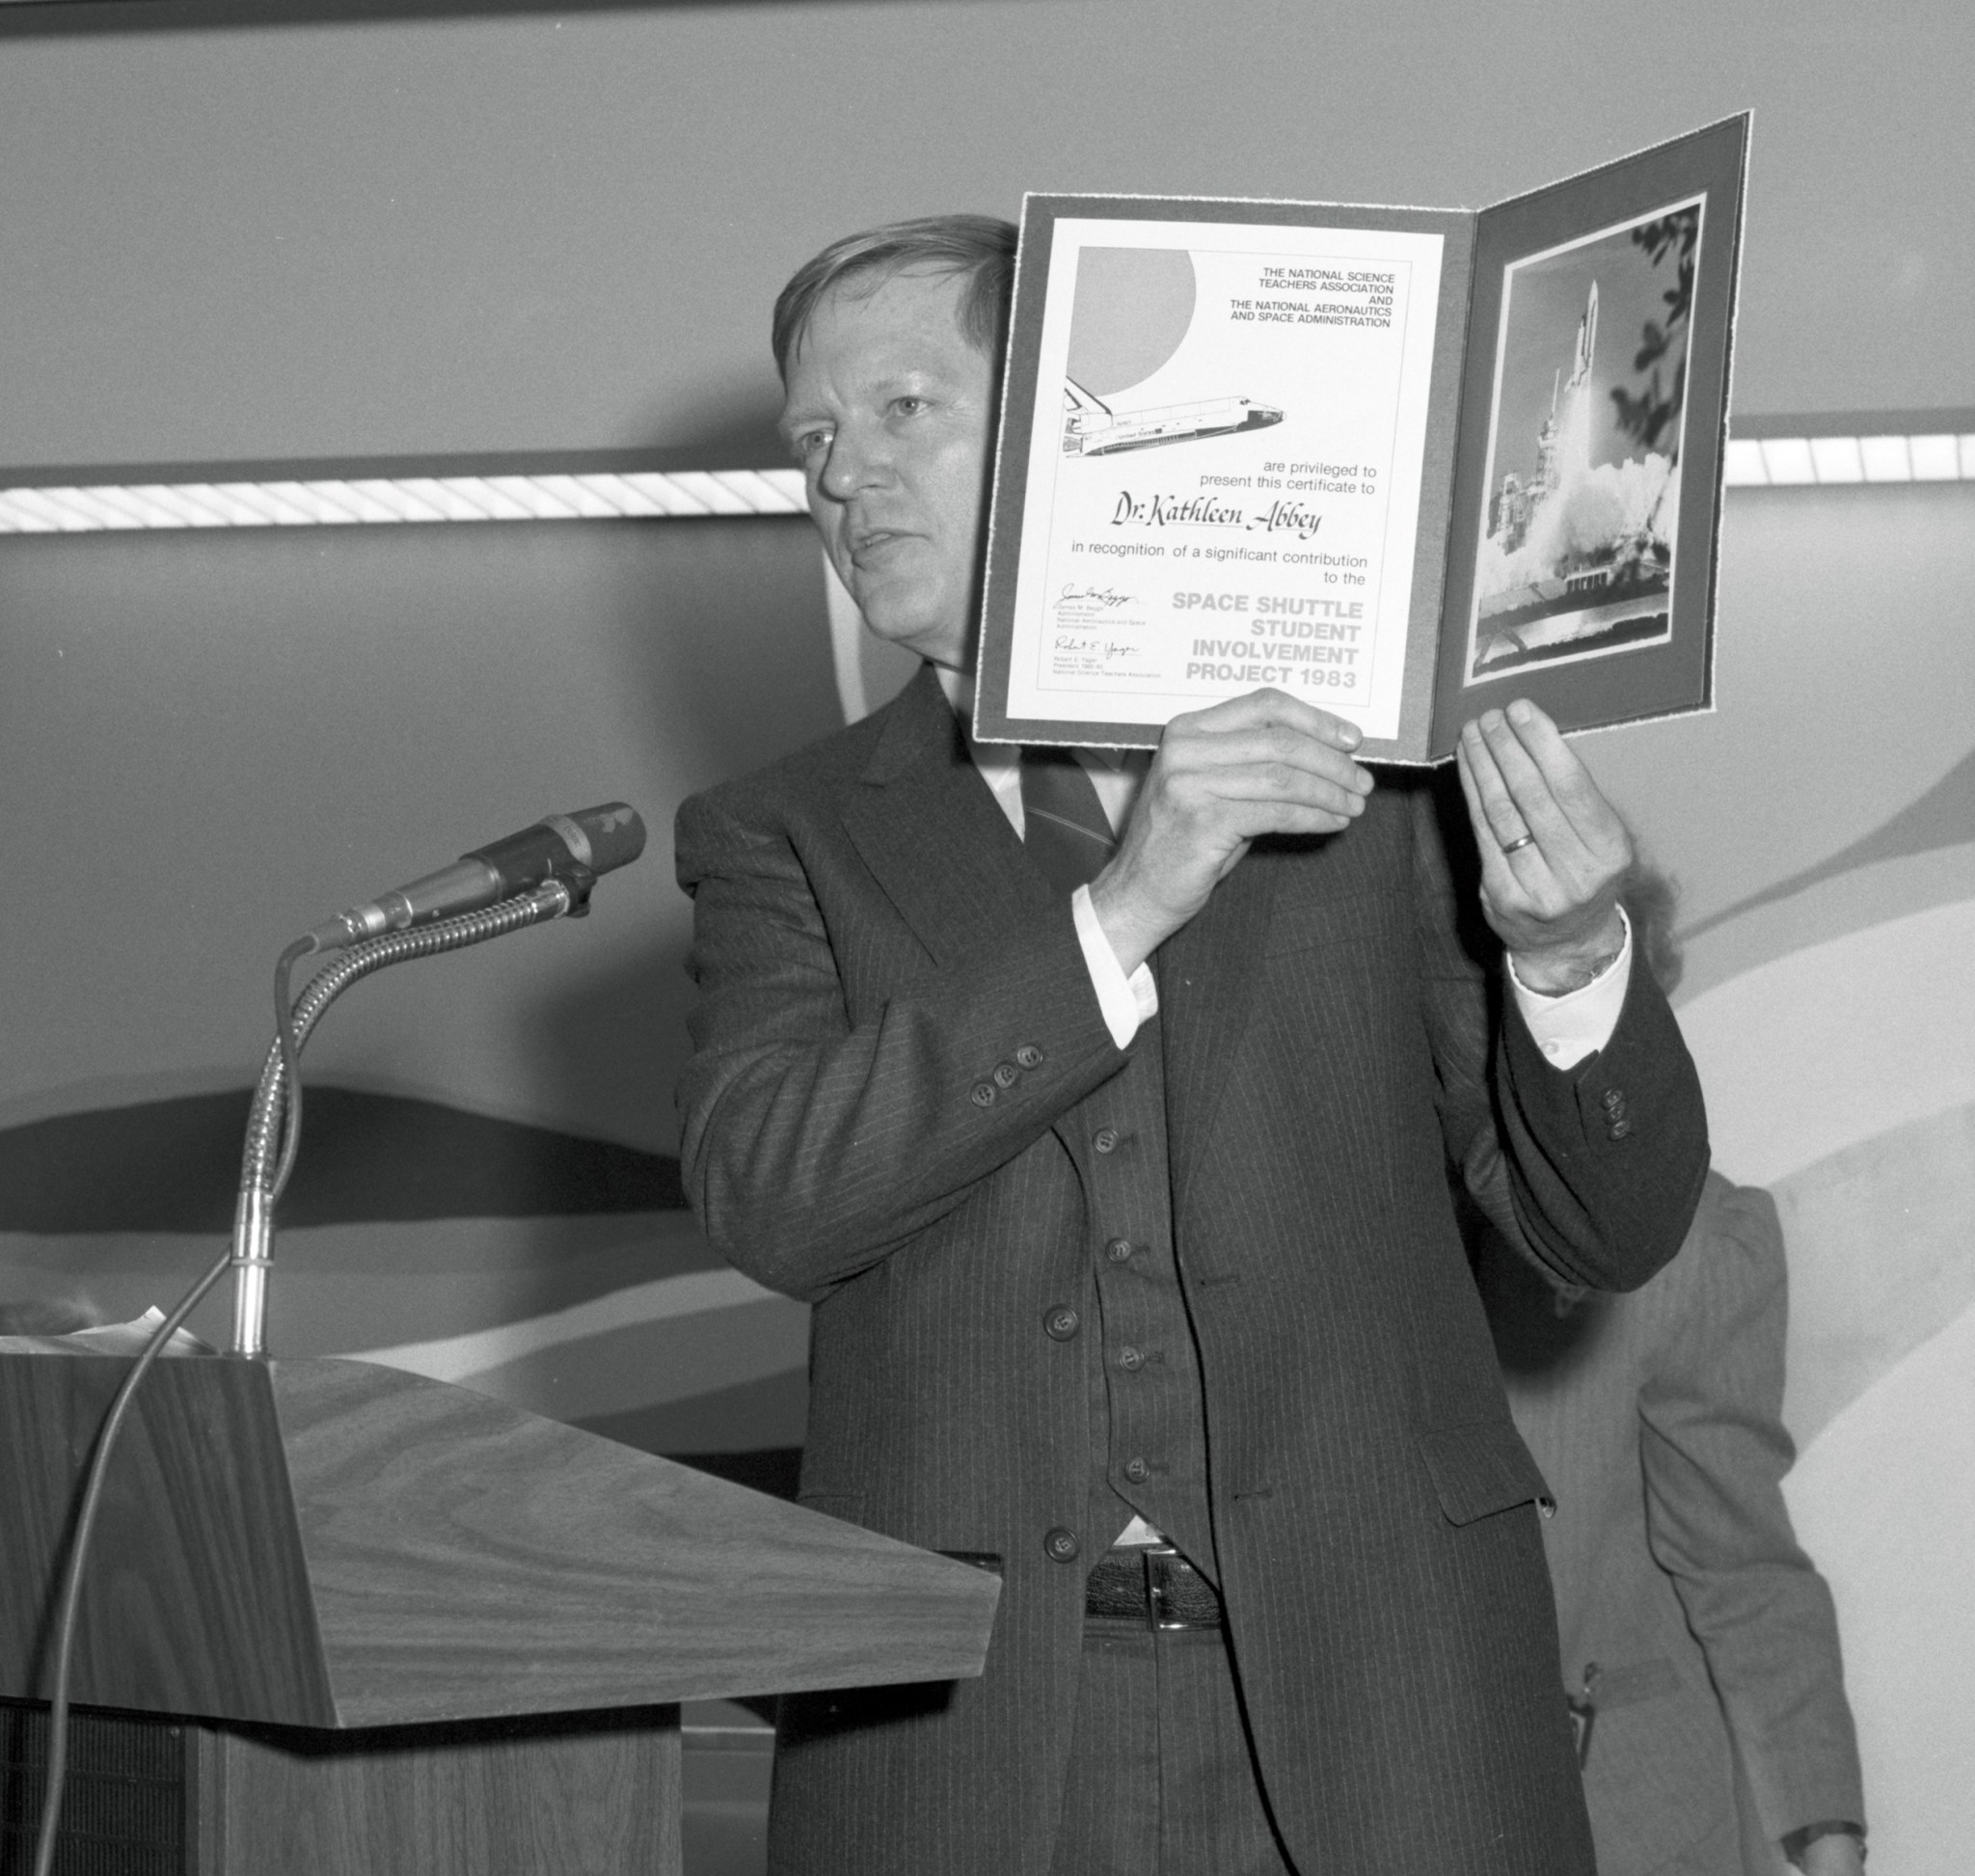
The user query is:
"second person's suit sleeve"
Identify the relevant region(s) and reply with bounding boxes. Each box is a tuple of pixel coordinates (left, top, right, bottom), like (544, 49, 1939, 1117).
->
(1637, 1182, 1866, 1847)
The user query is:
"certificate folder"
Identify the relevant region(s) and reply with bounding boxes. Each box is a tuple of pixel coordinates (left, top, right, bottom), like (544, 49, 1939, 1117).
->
(975, 114, 1748, 762)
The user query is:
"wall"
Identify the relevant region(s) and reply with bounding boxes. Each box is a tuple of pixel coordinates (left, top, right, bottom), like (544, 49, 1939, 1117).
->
(6, 480, 1970, 1864)
(0, 513, 839, 1474)
(1600, 488, 1975, 1874)
(3, 0, 1973, 474)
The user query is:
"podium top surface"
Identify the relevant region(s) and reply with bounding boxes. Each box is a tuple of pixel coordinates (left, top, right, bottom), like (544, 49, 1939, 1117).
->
(1, 1347, 999, 1730)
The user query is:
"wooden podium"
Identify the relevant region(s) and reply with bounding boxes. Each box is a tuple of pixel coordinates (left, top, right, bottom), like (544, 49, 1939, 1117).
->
(0, 1346, 1000, 1874)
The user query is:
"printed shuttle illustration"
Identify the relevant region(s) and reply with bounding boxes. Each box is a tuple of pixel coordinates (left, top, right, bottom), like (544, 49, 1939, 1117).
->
(1063, 378, 1285, 457)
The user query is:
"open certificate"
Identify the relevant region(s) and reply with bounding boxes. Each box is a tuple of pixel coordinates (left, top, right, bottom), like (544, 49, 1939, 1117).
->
(976, 116, 1748, 761)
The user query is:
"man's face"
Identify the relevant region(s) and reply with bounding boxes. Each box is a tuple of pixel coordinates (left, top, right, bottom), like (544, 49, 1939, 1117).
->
(779, 267, 995, 670)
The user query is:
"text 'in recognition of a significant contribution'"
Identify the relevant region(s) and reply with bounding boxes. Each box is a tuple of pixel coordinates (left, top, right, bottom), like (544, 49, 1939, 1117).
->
(975, 114, 1749, 764)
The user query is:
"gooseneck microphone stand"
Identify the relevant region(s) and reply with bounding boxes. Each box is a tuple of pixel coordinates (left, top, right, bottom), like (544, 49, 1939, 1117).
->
(229, 872, 589, 1357)
(32, 870, 594, 1876)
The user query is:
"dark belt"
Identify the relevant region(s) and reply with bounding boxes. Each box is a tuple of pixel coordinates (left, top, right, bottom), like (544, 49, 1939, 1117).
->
(1084, 1545, 1224, 1631)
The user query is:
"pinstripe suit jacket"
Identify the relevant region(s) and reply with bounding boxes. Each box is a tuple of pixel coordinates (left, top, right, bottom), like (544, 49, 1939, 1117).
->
(1483, 1173, 1864, 1876)
(675, 665, 1710, 1876)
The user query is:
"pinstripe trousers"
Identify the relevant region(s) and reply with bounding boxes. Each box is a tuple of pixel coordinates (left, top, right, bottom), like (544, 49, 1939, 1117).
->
(1050, 1615, 1299, 1876)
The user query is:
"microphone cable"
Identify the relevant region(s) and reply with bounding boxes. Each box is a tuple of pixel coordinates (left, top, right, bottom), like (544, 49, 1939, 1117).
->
(28, 1240, 233, 1876)
(270, 935, 315, 1204)
(28, 882, 587, 1871)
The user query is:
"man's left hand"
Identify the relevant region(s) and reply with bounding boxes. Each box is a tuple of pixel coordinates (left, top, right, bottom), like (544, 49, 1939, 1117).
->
(1454, 698, 1630, 994)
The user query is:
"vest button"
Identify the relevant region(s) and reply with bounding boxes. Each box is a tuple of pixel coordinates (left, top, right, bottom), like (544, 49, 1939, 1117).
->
(993, 1060, 1018, 1088)
(970, 1081, 997, 1107)
(1015, 1044, 1043, 1069)
(1105, 1237, 1134, 1264)
(1123, 1456, 1150, 1483)
(1044, 1527, 1080, 1563)
(1044, 1306, 1081, 1341)
(1117, 1346, 1146, 1372)
(1093, 1128, 1120, 1154)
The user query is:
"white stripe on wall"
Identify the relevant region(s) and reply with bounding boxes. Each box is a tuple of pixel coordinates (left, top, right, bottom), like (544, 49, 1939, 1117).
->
(0, 467, 807, 533)
(1722, 430, 1975, 486)
(7, 426, 1975, 536)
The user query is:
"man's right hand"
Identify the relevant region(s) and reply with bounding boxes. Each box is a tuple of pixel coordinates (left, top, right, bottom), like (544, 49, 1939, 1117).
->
(1089, 687, 1374, 973)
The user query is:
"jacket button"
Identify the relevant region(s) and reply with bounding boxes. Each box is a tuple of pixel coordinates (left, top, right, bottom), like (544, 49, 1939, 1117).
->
(1609, 1117, 1633, 1139)
(970, 1082, 996, 1107)
(1015, 1044, 1043, 1069)
(1123, 1456, 1150, 1483)
(993, 1061, 1018, 1088)
(1044, 1305, 1081, 1341)
(1117, 1346, 1146, 1372)
(1105, 1237, 1134, 1264)
(1602, 1088, 1626, 1114)
(1093, 1128, 1120, 1154)
(1044, 1527, 1080, 1563)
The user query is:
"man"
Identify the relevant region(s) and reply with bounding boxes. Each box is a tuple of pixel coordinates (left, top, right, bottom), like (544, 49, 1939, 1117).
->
(674, 216, 1709, 1876)
(1474, 885, 1865, 1876)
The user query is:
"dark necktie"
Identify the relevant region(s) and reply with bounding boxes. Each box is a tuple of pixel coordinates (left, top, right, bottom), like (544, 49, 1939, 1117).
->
(1019, 747, 1118, 895)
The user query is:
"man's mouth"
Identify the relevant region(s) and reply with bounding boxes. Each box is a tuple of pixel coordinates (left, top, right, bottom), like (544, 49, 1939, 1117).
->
(849, 526, 916, 565)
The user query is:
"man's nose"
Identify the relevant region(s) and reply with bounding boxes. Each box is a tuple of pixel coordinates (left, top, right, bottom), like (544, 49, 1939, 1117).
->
(817, 422, 893, 502)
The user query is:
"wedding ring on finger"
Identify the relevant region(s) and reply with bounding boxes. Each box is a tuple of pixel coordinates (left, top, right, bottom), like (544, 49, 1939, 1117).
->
(1501, 833, 1536, 855)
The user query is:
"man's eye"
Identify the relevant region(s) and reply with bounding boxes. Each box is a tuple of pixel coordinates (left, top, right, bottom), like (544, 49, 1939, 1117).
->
(889, 396, 928, 419)
(792, 429, 831, 460)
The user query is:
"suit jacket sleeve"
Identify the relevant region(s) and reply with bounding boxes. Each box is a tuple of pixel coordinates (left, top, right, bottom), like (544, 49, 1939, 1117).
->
(1637, 1180, 1867, 1843)
(1412, 778, 1710, 1292)
(674, 782, 1127, 1302)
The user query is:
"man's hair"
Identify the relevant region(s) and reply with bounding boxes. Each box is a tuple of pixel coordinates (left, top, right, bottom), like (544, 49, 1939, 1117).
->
(771, 214, 1018, 382)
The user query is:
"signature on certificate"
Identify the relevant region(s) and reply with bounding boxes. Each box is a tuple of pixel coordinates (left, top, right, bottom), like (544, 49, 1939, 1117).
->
(1053, 585, 1132, 613)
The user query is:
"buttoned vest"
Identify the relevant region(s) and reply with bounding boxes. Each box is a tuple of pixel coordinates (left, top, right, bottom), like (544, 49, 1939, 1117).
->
(1059, 995, 1220, 1582)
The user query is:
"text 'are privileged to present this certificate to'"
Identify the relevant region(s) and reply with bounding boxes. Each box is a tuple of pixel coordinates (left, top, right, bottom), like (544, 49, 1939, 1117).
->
(975, 116, 1748, 762)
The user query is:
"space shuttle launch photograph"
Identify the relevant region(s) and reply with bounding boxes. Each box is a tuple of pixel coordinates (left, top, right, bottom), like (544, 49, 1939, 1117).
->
(1465, 198, 1705, 685)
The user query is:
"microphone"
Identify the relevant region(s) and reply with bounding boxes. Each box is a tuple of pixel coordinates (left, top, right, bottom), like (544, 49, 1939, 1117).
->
(304, 802, 646, 951)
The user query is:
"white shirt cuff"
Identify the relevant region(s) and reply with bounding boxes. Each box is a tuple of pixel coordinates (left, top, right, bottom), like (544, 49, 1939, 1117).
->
(1506, 906, 1633, 1072)
(1072, 884, 1159, 1047)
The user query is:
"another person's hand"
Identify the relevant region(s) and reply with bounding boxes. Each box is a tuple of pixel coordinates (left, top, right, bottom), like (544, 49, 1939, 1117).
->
(1091, 687, 1373, 973)
(1454, 698, 1631, 993)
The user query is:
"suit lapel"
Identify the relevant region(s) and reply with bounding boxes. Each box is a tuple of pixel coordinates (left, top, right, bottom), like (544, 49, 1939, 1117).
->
(833, 666, 1289, 1204)
(1160, 842, 1281, 1212)
(836, 666, 1055, 967)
